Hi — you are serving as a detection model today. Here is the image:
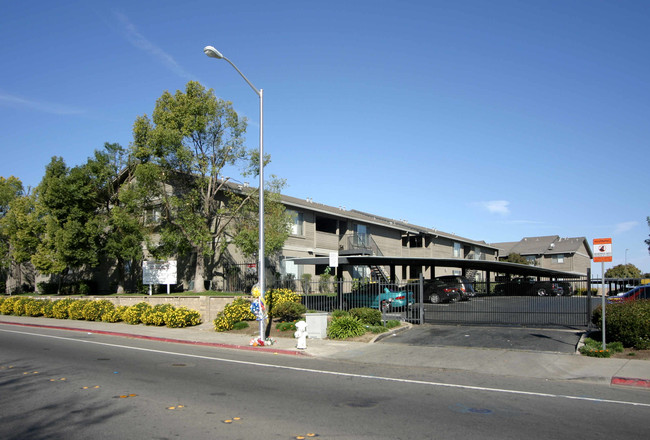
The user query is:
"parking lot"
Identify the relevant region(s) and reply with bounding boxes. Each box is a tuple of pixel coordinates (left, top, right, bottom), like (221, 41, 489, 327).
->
(381, 324, 584, 354)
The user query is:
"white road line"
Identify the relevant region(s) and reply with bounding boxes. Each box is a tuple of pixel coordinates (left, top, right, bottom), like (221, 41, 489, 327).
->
(2, 327, 649, 408)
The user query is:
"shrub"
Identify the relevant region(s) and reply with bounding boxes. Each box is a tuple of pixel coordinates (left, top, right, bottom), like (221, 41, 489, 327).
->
(592, 301, 650, 349)
(102, 306, 127, 323)
(368, 325, 388, 334)
(213, 298, 255, 332)
(164, 307, 202, 328)
(12, 297, 35, 316)
(1, 297, 20, 314)
(82, 300, 115, 321)
(579, 337, 625, 358)
(350, 307, 381, 326)
(272, 301, 306, 322)
(24, 299, 46, 317)
(67, 300, 90, 320)
(276, 321, 297, 332)
(232, 321, 250, 330)
(52, 299, 75, 319)
(123, 302, 152, 325)
(385, 320, 401, 329)
(266, 288, 302, 318)
(331, 309, 350, 320)
(42, 300, 56, 318)
(327, 316, 366, 339)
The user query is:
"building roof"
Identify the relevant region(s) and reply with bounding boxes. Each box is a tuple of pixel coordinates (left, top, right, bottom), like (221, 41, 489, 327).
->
(281, 193, 499, 251)
(491, 236, 593, 258)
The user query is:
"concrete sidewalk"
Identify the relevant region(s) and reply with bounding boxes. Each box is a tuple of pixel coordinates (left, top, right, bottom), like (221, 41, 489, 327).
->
(1, 315, 649, 389)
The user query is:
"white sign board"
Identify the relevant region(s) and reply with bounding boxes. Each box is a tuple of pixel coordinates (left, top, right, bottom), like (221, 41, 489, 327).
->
(143, 260, 177, 285)
(329, 251, 339, 268)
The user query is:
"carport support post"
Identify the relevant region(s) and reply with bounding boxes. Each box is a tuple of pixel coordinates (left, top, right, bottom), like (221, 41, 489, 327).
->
(419, 274, 424, 325)
(601, 262, 606, 350)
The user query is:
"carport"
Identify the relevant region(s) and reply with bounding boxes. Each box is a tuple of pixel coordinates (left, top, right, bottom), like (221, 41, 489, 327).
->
(289, 255, 586, 287)
(289, 256, 592, 327)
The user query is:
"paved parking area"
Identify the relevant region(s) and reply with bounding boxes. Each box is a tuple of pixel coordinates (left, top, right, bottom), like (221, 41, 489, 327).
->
(381, 324, 585, 353)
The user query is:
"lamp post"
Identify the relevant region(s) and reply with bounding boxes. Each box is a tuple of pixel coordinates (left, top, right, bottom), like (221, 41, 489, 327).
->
(204, 46, 266, 341)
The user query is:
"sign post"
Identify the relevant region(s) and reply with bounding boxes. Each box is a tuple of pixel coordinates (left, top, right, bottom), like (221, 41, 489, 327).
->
(593, 238, 612, 350)
(142, 260, 177, 295)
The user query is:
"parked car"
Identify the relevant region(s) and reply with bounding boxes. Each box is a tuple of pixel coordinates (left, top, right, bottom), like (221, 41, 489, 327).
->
(494, 277, 561, 296)
(423, 279, 462, 304)
(557, 282, 574, 296)
(344, 287, 414, 311)
(607, 285, 650, 304)
(433, 276, 476, 299)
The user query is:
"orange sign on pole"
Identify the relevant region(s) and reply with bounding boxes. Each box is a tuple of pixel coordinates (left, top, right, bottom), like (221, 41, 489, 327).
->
(593, 238, 612, 262)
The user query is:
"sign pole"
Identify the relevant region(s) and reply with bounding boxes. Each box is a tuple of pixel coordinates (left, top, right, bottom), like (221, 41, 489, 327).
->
(593, 238, 612, 352)
(601, 261, 606, 350)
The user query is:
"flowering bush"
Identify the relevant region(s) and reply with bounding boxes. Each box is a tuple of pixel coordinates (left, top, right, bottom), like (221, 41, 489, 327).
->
(82, 300, 115, 321)
(213, 298, 255, 332)
(11, 297, 34, 316)
(102, 306, 128, 323)
(67, 300, 90, 320)
(52, 298, 75, 319)
(122, 302, 152, 325)
(266, 288, 302, 318)
(164, 307, 202, 328)
(24, 299, 46, 317)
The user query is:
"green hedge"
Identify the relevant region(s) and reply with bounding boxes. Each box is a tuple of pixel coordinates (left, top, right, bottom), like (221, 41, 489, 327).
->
(592, 300, 650, 349)
(0, 297, 202, 329)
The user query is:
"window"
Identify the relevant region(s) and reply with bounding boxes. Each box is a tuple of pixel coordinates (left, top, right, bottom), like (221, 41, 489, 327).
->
(145, 206, 162, 224)
(525, 255, 537, 265)
(316, 216, 337, 234)
(282, 258, 302, 279)
(552, 254, 565, 264)
(288, 210, 304, 236)
(453, 242, 461, 258)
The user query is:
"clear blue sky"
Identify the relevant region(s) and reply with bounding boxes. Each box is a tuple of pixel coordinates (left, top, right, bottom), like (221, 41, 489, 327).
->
(1, 0, 648, 275)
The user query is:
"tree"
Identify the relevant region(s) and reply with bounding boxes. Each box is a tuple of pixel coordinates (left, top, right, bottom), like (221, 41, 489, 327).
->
(504, 253, 533, 265)
(85, 143, 147, 294)
(130, 81, 289, 292)
(645, 216, 650, 254)
(29, 157, 104, 285)
(605, 264, 642, 279)
(0, 176, 27, 292)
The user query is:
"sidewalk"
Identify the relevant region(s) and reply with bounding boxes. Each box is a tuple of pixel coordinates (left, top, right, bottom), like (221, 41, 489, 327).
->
(1, 315, 649, 389)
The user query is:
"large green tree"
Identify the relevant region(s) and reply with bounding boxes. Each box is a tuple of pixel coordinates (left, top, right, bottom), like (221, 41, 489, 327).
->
(0, 176, 27, 292)
(85, 143, 147, 293)
(30, 157, 104, 278)
(130, 81, 289, 292)
(605, 263, 642, 279)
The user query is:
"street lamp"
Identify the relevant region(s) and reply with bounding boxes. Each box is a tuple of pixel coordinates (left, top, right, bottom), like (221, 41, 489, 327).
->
(204, 45, 266, 341)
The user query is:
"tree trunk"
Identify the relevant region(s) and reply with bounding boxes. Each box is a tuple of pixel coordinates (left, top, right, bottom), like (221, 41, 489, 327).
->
(115, 259, 125, 294)
(193, 251, 206, 292)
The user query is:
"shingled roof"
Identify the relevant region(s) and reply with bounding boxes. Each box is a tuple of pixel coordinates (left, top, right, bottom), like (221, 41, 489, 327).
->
(492, 235, 593, 258)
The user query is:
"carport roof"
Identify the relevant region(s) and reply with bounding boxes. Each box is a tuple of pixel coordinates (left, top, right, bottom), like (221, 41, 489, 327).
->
(289, 255, 585, 279)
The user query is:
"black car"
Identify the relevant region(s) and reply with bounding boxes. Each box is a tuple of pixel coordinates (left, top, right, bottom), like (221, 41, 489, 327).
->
(423, 277, 472, 303)
(431, 276, 476, 300)
(494, 277, 561, 296)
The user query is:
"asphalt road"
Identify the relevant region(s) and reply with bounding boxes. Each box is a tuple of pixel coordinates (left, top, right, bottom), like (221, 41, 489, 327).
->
(2, 326, 649, 440)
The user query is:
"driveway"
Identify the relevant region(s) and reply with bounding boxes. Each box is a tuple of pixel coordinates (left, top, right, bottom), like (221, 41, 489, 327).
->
(381, 324, 584, 353)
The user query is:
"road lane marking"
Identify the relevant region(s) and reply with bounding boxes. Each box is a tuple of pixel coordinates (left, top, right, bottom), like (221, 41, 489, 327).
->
(2, 327, 649, 409)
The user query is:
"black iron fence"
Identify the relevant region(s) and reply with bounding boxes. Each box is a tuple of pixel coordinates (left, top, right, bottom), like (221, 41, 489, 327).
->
(214, 273, 601, 327)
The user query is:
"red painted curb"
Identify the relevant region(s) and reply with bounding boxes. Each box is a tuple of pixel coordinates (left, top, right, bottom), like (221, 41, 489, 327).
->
(611, 377, 650, 388)
(0, 320, 306, 357)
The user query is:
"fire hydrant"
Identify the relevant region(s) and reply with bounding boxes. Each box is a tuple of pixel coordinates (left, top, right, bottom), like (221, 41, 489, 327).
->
(294, 320, 307, 349)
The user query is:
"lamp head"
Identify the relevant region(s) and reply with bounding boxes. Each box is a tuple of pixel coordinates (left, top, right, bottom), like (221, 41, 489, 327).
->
(203, 46, 224, 59)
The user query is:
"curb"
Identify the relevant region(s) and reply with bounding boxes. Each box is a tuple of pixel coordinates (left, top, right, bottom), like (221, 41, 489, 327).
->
(611, 377, 650, 389)
(0, 320, 307, 357)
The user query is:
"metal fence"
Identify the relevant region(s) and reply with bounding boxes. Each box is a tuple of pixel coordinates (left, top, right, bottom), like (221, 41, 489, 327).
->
(216, 273, 600, 327)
